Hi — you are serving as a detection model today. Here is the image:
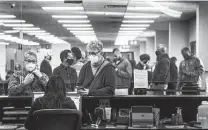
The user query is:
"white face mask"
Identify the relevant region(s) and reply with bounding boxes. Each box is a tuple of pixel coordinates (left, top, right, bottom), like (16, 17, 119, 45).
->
(25, 63, 36, 72)
(89, 55, 99, 65)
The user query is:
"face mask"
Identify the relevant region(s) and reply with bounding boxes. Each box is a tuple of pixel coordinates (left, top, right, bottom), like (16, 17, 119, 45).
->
(67, 59, 74, 66)
(155, 51, 162, 56)
(25, 63, 36, 72)
(89, 55, 99, 65)
(48, 56, 52, 61)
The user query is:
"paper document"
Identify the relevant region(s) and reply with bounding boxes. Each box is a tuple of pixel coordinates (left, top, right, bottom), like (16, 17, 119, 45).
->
(134, 70, 148, 89)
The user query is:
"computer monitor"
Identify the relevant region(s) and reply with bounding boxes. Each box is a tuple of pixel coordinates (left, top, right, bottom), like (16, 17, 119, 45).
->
(33, 92, 81, 110)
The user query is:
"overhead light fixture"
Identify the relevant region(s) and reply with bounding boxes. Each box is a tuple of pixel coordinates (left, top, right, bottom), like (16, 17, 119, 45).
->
(4, 30, 20, 34)
(13, 27, 40, 30)
(119, 31, 143, 33)
(86, 11, 124, 16)
(4, 24, 34, 27)
(67, 28, 93, 30)
(34, 0, 64, 1)
(122, 20, 154, 23)
(58, 20, 90, 23)
(63, 24, 92, 27)
(120, 28, 146, 30)
(0, 33, 4, 35)
(127, 7, 160, 11)
(124, 14, 160, 19)
(0, 15, 16, 18)
(52, 15, 87, 19)
(121, 24, 150, 27)
(0, 20, 25, 23)
(0, 42, 9, 45)
(23, 30, 46, 33)
(42, 7, 84, 11)
(71, 30, 94, 33)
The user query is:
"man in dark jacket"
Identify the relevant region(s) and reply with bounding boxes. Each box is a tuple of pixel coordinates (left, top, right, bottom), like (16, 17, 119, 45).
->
(53, 50, 77, 92)
(113, 48, 132, 95)
(40, 53, 52, 78)
(152, 45, 170, 95)
(77, 40, 116, 96)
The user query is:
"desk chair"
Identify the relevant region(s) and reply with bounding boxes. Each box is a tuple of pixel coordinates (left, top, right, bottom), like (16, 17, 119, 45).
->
(33, 109, 82, 130)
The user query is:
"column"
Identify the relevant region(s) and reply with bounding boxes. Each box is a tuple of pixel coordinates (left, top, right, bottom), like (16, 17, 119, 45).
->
(155, 30, 169, 54)
(146, 37, 156, 62)
(0, 44, 6, 80)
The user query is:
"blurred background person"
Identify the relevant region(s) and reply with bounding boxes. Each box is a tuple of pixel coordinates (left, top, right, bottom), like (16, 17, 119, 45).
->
(167, 57, 178, 95)
(25, 75, 77, 130)
(136, 54, 150, 70)
(77, 40, 116, 96)
(53, 49, 77, 92)
(40, 52, 52, 78)
(71, 47, 83, 75)
(152, 45, 170, 95)
(113, 48, 132, 95)
(8, 50, 49, 96)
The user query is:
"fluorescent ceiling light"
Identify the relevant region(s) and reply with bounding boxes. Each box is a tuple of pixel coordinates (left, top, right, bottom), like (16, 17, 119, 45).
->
(0, 20, 25, 23)
(58, 20, 90, 23)
(23, 30, 46, 33)
(121, 24, 150, 27)
(4, 24, 34, 27)
(120, 28, 146, 30)
(0, 42, 9, 45)
(52, 15, 87, 19)
(34, 0, 64, 1)
(119, 31, 143, 33)
(28, 33, 50, 36)
(13, 27, 40, 30)
(4, 30, 20, 33)
(71, 31, 94, 33)
(0, 15, 16, 18)
(63, 24, 91, 27)
(0, 33, 4, 35)
(122, 20, 154, 23)
(124, 15, 160, 19)
(67, 28, 93, 30)
(127, 7, 161, 11)
(42, 7, 84, 11)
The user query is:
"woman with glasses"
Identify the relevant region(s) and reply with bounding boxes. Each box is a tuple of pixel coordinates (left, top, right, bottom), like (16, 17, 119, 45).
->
(8, 50, 49, 96)
(77, 40, 116, 96)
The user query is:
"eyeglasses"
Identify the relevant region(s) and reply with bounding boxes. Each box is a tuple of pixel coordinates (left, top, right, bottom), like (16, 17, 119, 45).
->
(24, 60, 37, 64)
(88, 51, 100, 56)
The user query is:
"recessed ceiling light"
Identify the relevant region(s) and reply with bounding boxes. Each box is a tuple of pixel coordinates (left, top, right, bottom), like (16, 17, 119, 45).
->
(121, 24, 150, 27)
(0, 20, 25, 23)
(122, 20, 154, 23)
(0, 15, 16, 18)
(23, 30, 46, 33)
(124, 15, 160, 19)
(119, 31, 143, 33)
(4, 24, 34, 27)
(0, 42, 9, 45)
(71, 30, 94, 33)
(58, 20, 90, 23)
(127, 7, 160, 11)
(120, 28, 146, 30)
(63, 24, 92, 27)
(4, 30, 20, 33)
(13, 27, 40, 30)
(52, 15, 87, 19)
(42, 7, 84, 11)
(67, 28, 93, 30)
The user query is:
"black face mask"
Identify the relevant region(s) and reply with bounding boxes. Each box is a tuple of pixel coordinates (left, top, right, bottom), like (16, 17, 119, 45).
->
(48, 56, 52, 61)
(155, 51, 162, 56)
(143, 61, 148, 64)
(67, 59, 74, 66)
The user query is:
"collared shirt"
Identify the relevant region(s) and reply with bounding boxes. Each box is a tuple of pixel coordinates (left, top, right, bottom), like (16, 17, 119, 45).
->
(53, 64, 77, 91)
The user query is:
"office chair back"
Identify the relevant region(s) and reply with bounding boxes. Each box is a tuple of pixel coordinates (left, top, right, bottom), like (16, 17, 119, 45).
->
(33, 109, 82, 130)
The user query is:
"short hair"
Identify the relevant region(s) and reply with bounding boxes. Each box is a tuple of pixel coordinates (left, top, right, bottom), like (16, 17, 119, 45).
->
(24, 50, 37, 61)
(140, 54, 150, 61)
(181, 47, 190, 53)
(113, 48, 120, 53)
(157, 45, 167, 53)
(171, 57, 177, 61)
(60, 50, 71, 62)
(71, 47, 82, 60)
(86, 40, 103, 52)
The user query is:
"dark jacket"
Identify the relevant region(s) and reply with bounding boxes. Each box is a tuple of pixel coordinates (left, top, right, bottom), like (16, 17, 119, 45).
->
(8, 71, 48, 96)
(53, 64, 77, 92)
(77, 61, 116, 95)
(114, 58, 132, 88)
(179, 56, 204, 86)
(25, 97, 76, 130)
(170, 61, 178, 82)
(40, 59, 52, 78)
(152, 54, 170, 84)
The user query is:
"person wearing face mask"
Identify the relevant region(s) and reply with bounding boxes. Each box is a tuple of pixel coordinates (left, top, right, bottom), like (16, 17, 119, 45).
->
(52, 49, 77, 92)
(136, 54, 151, 70)
(8, 50, 49, 96)
(71, 47, 83, 75)
(77, 40, 116, 96)
(112, 48, 132, 94)
(40, 52, 52, 78)
(178, 47, 204, 95)
(152, 45, 170, 95)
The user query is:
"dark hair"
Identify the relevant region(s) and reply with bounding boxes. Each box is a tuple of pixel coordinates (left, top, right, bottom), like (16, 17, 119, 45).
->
(7, 70, 14, 75)
(140, 54, 150, 61)
(113, 48, 119, 53)
(181, 47, 190, 53)
(171, 57, 177, 62)
(71, 47, 82, 60)
(60, 50, 71, 62)
(41, 76, 66, 109)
